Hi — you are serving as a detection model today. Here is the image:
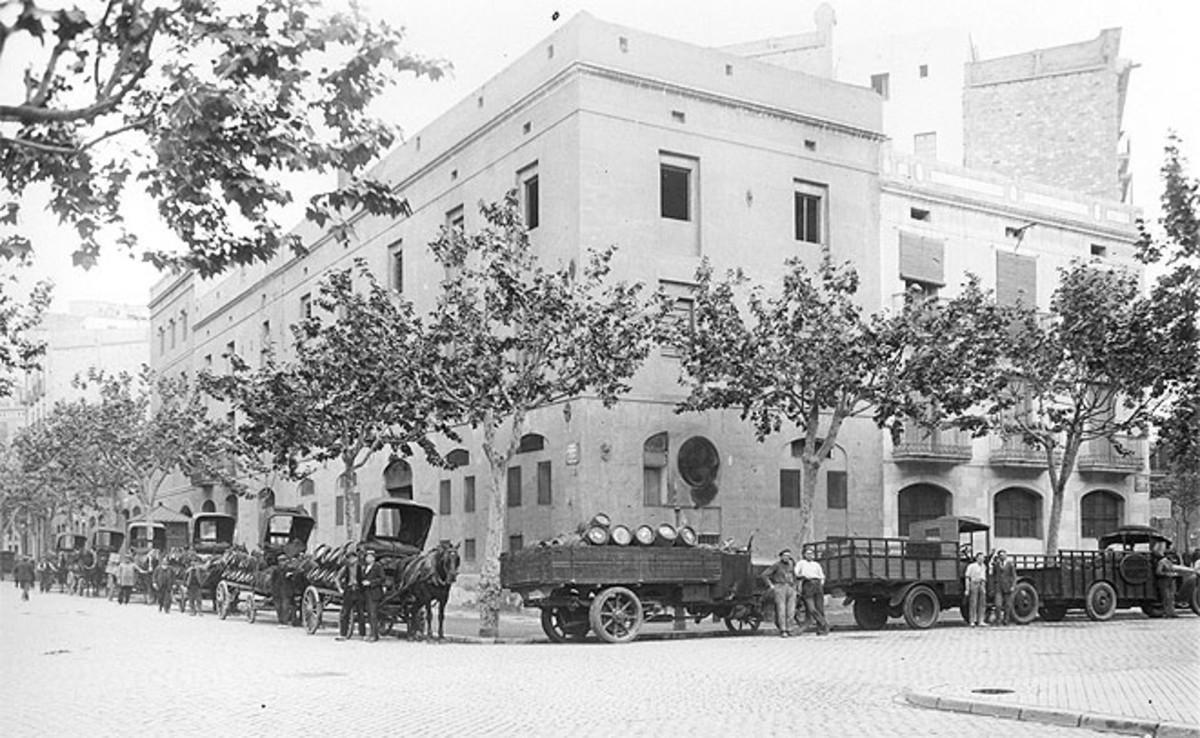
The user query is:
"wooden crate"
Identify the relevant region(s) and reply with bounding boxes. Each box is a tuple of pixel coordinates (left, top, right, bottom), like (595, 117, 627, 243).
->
(501, 546, 729, 590)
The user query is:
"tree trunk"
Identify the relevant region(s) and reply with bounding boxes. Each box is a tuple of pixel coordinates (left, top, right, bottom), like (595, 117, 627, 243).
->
(342, 465, 359, 544)
(1044, 442, 1081, 556)
(478, 417, 505, 638)
(799, 456, 823, 545)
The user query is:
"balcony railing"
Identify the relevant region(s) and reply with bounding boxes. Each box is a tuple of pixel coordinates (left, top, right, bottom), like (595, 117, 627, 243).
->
(1077, 436, 1146, 474)
(892, 427, 973, 464)
(988, 437, 1059, 469)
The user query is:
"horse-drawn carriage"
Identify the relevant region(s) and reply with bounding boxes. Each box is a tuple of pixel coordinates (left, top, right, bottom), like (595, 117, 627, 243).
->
(73, 526, 124, 597)
(54, 533, 87, 592)
(172, 512, 237, 613)
(300, 498, 460, 639)
(216, 506, 315, 625)
(501, 539, 768, 643)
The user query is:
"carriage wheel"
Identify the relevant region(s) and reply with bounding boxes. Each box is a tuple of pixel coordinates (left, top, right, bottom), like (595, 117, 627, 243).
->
(1085, 581, 1117, 621)
(541, 607, 590, 642)
(1010, 582, 1040, 625)
(852, 598, 889, 630)
(245, 592, 258, 624)
(301, 587, 323, 635)
(902, 585, 940, 630)
(588, 587, 644, 644)
(216, 582, 232, 620)
(722, 613, 763, 634)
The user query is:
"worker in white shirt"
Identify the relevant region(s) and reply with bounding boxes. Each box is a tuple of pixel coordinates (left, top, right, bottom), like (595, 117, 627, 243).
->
(794, 548, 830, 636)
(964, 552, 989, 627)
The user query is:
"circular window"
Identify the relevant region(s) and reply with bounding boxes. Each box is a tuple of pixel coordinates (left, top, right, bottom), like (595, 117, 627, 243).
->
(678, 436, 720, 505)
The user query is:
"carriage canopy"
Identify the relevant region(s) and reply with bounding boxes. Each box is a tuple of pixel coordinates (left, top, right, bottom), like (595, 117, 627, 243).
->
(55, 533, 87, 553)
(90, 527, 124, 553)
(359, 498, 434, 557)
(260, 506, 316, 553)
(191, 513, 236, 553)
(1097, 525, 1172, 552)
(127, 521, 167, 552)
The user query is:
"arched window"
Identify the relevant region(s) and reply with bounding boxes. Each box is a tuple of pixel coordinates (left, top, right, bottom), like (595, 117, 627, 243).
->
(259, 488, 276, 510)
(446, 448, 470, 469)
(1081, 490, 1124, 539)
(180, 505, 193, 518)
(131, 506, 142, 518)
(383, 459, 413, 499)
(224, 494, 238, 519)
(643, 432, 669, 506)
(994, 488, 1042, 538)
(517, 434, 546, 454)
(201, 500, 216, 513)
(298, 479, 314, 497)
(897, 484, 951, 535)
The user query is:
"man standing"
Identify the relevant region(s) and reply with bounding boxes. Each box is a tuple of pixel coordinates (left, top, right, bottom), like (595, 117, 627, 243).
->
(795, 548, 830, 635)
(361, 550, 385, 642)
(1155, 546, 1179, 618)
(761, 549, 797, 637)
(336, 550, 364, 640)
(965, 552, 988, 627)
(991, 550, 1017, 625)
(153, 558, 176, 613)
(185, 563, 204, 616)
(115, 555, 138, 605)
(13, 555, 35, 601)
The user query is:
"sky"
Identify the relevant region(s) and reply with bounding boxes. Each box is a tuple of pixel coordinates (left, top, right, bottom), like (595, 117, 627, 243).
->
(6, 0, 1199, 311)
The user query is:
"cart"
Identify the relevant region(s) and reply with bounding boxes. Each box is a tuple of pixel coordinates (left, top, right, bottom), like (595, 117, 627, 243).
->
(217, 506, 315, 625)
(54, 533, 87, 592)
(500, 543, 767, 644)
(300, 498, 437, 638)
(174, 512, 236, 613)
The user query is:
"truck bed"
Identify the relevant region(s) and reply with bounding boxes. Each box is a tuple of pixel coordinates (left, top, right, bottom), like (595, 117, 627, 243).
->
(501, 546, 745, 591)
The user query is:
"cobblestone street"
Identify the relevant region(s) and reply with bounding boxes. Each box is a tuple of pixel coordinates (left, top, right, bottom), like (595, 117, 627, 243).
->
(3, 585, 1197, 736)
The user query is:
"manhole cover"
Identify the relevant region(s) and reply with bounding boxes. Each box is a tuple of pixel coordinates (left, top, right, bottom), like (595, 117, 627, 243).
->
(971, 688, 1014, 695)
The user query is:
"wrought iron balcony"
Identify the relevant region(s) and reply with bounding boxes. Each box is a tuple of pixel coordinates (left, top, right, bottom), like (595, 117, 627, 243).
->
(988, 437, 1058, 469)
(1077, 437, 1146, 475)
(892, 427, 973, 464)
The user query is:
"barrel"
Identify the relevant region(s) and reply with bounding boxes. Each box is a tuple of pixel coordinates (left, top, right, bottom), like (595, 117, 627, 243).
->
(610, 525, 633, 546)
(677, 526, 698, 547)
(654, 523, 678, 547)
(634, 525, 656, 546)
(588, 513, 612, 529)
(585, 526, 611, 546)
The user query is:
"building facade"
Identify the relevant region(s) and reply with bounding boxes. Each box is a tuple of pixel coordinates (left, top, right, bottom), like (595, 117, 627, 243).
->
(148, 11, 1145, 567)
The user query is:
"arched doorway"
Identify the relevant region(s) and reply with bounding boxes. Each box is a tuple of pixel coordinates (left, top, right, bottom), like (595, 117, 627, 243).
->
(1081, 490, 1124, 539)
(259, 488, 276, 510)
(383, 459, 413, 499)
(897, 484, 952, 535)
(993, 487, 1042, 539)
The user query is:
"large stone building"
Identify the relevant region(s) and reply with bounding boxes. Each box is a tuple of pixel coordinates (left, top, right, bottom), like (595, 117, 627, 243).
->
(149, 11, 1145, 567)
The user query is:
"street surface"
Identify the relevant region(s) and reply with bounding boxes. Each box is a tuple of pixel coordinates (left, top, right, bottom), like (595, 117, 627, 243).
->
(2, 583, 1197, 737)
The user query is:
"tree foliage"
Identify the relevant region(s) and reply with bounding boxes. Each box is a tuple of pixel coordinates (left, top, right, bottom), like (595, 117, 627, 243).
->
(427, 193, 660, 637)
(0, 0, 446, 275)
(0, 272, 52, 397)
(205, 261, 449, 540)
(676, 249, 1019, 544)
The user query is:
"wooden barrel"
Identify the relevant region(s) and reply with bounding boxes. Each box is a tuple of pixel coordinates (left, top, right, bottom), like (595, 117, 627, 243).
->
(654, 523, 678, 547)
(677, 526, 698, 547)
(585, 526, 611, 545)
(610, 525, 633, 546)
(589, 513, 612, 529)
(634, 525, 656, 546)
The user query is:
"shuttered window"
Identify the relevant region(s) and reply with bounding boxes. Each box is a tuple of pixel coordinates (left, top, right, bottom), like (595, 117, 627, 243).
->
(780, 469, 802, 508)
(537, 461, 552, 505)
(996, 251, 1037, 307)
(506, 466, 522, 507)
(827, 471, 847, 510)
(899, 232, 945, 286)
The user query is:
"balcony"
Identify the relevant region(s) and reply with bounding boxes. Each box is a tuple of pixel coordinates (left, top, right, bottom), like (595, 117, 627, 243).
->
(988, 437, 1058, 469)
(892, 427, 973, 464)
(1077, 436, 1146, 475)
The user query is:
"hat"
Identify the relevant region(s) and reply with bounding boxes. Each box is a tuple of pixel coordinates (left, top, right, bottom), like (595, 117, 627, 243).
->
(779, 548, 793, 558)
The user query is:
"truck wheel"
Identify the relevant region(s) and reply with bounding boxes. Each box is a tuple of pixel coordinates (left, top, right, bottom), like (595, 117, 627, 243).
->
(589, 587, 644, 644)
(1010, 582, 1039, 624)
(1039, 604, 1068, 622)
(1084, 581, 1117, 621)
(902, 585, 940, 629)
(541, 607, 590, 643)
(852, 598, 888, 630)
(302, 587, 323, 635)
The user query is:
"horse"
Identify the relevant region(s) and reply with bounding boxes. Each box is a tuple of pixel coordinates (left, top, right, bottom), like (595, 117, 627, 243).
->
(396, 542, 461, 641)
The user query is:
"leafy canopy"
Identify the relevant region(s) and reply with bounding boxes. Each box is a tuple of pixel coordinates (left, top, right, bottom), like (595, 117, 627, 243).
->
(0, 0, 446, 275)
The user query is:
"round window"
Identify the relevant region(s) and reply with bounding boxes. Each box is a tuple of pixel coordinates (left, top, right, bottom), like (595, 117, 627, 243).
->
(677, 436, 720, 506)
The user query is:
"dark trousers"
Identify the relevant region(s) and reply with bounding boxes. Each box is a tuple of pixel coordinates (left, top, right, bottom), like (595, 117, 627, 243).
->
(365, 589, 382, 640)
(118, 585, 132, 604)
(20, 581, 31, 600)
(1158, 578, 1178, 617)
(340, 590, 364, 637)
(801, 580, 829, 634)
(187, 585, 202, 615)
(157, 585, 173, 613)
(993, 589, 1014, 624)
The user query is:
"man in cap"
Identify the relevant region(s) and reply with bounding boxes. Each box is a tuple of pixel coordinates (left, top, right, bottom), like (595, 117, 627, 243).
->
(361, 550, 385, 642)
(336, 549, 365, 639)
(761, 549, 798, 637)
(991, 549, 1017, 625)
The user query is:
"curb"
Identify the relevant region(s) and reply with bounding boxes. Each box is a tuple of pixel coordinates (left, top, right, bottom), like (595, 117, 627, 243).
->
(902, 689, 1200, 737)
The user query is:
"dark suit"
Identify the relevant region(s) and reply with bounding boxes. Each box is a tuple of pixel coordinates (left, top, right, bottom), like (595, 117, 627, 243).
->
(361, 561, 385, 641)
(337, 561, 365, 637)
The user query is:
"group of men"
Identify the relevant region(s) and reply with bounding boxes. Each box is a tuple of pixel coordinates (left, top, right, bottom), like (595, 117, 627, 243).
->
(335, 548, 386, 642)
(761, 548, 830, 637)
(963, 550, 1017, 627)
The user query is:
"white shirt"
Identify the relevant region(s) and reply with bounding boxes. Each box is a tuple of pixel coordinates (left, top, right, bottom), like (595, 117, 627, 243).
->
(965, 561, 988, 583)
(794, 559, 825, 582)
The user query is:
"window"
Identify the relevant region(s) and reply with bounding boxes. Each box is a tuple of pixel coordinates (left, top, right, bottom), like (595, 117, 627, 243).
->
(439, 480, 451, 515)
(260, 320, 271, 365)
(519, 164, 539, 230)
(389, 240, 404, 293)
(158, 327, 165, 354)
(464, 476, 476, 513)
(994, 488, 1041, 538)
(899, 232, 946, 288)
(659, 280, 696, 357)
(506, 466, 522, 507)
(464, 538, 476, 562)
(517, 433, 545, 453)
(793, 181, 826, 244)
(910, 207, 931, 222)
(1090, 244, 1108, 258)
(537, 461, 552, 505)
(180, 311, 188, 340)
(670, 110, 686, 123)
(780, 469, 802, 508)
(643, 432, 668, 506)
(299, 479, 314, 497)
(335, 495, 345, 526)
(919, 64, 929, 78)
(1081, 491, 1123, 538)
(660, 164, 691, 221)
(897, 484, 951, 535)
(446, 449, 470, 469)
(996, 251, 1037, 307)
(913, 131, 937, 160)
(827, 470, 847, 510)
(169, 319, 176, 349)
(225, 341, 236, 373)
(300, 293, 312, 320)
(447, 205, 464, 231)
(508, 534, 524, 553)
(870, 73, 890, 99)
